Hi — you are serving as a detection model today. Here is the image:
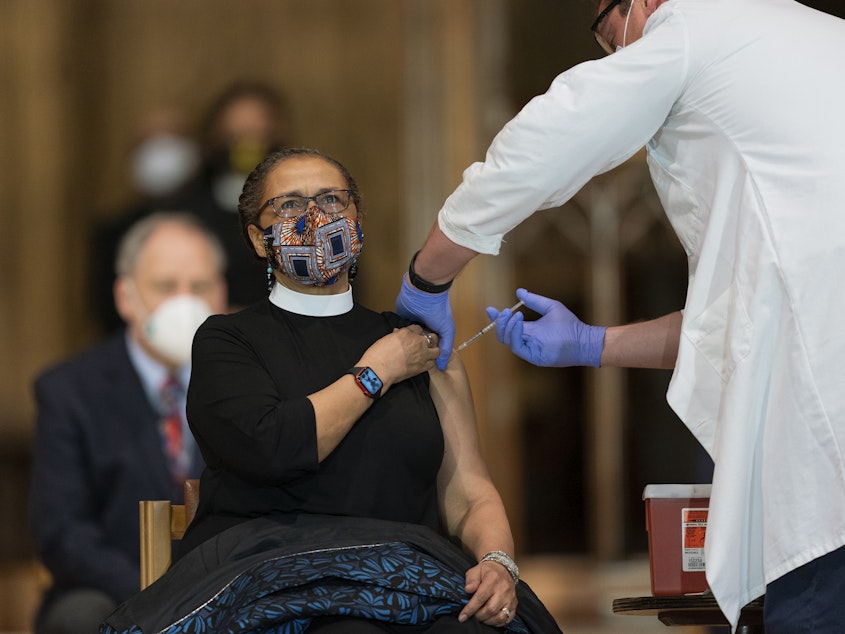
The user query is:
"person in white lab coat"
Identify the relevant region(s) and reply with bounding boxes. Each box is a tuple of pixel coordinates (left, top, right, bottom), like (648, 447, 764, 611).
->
(394, 0, 845, 632)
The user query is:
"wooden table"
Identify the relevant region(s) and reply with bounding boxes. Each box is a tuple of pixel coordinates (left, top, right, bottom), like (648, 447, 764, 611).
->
(612, 595, 765, 632)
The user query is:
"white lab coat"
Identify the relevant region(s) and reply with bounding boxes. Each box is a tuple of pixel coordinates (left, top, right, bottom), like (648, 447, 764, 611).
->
(438, 0, 845, 629)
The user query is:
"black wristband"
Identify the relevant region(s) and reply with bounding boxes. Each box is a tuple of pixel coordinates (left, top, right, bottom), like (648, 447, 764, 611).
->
(408, 251, 453, 294)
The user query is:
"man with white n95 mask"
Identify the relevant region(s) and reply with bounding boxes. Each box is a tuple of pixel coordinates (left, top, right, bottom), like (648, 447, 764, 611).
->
(28, 212, 227, 634)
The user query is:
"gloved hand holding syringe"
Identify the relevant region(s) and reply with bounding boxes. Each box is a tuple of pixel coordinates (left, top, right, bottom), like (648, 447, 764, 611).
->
(479, 288, 607, 367)
(455, 300, 525, 351)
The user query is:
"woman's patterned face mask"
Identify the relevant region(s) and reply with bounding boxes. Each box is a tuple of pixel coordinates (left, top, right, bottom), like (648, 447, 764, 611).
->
(263, 208, 363, 287)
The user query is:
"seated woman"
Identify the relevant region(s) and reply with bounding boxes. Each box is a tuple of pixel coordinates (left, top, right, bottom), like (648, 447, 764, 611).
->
(101, 148, 562, 634)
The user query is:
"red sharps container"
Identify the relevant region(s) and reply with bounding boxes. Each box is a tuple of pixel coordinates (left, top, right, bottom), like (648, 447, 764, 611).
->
(643, 484, 712, 595)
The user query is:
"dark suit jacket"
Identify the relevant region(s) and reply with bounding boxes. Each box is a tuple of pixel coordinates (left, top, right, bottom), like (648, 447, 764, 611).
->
(29, 331, 204, 613)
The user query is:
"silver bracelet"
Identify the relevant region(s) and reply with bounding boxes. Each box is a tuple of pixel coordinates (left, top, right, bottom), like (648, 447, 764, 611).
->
(480, 550, 519, 585)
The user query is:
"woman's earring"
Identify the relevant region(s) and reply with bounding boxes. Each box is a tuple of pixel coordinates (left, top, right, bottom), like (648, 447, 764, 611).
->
(266, 262, 274, 293)
(264, 238, 276, 294)
(348, 259, 358, 282)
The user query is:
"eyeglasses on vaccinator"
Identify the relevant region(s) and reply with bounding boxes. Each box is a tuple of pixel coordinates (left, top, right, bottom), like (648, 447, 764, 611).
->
(591, 0, 624, 55)
(264, 189, 353, 218)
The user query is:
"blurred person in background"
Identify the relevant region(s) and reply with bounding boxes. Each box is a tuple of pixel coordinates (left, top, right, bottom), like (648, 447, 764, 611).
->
(30, 212, 227, 634)
(92, 82, 291, 333)
(127, 107, 202, 202)
(162, 81, 292, 310)
(91, 108, 202, 334)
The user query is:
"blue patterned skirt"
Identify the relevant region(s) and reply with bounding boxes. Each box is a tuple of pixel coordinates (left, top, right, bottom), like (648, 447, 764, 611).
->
(100, 515, 561, 634)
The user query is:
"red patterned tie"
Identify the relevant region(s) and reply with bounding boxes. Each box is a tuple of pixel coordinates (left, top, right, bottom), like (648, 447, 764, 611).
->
(159, 376, 188, 491)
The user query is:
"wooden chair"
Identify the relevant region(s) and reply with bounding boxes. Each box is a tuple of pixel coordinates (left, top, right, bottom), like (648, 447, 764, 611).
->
(139, 479, 200, 589)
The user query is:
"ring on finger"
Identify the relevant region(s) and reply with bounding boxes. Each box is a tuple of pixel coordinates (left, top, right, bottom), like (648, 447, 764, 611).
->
(501, 607, 511, 620)
(422, 332, 435, 348)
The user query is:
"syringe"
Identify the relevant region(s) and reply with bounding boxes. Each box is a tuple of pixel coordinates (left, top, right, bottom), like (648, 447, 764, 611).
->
(455, 300, 525, 352)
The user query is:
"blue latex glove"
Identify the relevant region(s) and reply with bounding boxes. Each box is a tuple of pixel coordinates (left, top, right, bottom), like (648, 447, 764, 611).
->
(485, 288, 606, 368)
(395, 275, 454, 371)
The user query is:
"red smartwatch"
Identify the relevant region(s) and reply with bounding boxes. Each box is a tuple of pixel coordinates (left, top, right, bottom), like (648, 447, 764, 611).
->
(346, 366, 383, 401)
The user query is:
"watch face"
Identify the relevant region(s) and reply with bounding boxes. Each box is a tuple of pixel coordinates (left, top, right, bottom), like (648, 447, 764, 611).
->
(358, 367, 383, 395)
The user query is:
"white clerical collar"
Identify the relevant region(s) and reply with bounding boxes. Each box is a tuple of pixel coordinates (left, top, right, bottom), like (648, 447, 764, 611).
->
(269, 282, 353, 316)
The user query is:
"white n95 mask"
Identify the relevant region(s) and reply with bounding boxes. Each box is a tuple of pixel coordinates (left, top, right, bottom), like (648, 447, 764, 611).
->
(143, 295, 212, 366)
(130, 134, 200, 198)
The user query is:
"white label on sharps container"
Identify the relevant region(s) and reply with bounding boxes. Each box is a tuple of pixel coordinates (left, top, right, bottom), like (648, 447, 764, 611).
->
(681, 507, 708, 572)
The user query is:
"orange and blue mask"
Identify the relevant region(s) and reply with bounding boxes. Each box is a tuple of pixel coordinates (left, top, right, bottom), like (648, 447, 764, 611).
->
(263, 208, 363, 287)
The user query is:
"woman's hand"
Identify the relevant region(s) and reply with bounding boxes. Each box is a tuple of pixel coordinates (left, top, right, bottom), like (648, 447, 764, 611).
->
(310, 325, 438, 461)
(458, 560, 518, 627)
(359, 325, 439, 389)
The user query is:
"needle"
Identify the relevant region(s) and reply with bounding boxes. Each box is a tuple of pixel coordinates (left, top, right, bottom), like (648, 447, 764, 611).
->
(455, 300, 525, 351)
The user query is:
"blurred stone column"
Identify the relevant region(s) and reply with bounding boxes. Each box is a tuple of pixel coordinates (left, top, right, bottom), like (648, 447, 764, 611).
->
(402, 0, 526, 545)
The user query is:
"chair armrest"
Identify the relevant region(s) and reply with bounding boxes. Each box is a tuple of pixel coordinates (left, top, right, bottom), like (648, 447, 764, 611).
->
(139, 500, 178, 590)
